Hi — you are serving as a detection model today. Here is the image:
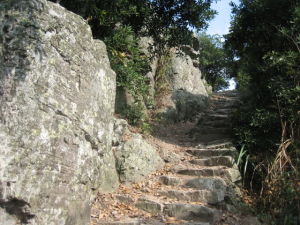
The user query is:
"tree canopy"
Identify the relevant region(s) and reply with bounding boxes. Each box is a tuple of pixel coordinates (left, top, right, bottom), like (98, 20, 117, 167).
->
(51, 0, 216, 49)
(197, 33, 229, 91)
(225, 0, 300, 224)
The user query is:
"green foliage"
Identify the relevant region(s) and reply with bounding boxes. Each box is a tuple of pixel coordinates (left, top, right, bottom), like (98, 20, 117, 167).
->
(54, 0, 216, 51)
(197, 33, 229, 91)
(154, 52, 172, 100)
(121, 103, 146, 126)
(226, 0, 300, 223)
(56, 0, 149, 38)
(235, 145, 251, 185)
(105, 25, 150, 100)
(52, 0, 217, 126)
(145, 0, 217, 51)
(104, 25, 151, 126)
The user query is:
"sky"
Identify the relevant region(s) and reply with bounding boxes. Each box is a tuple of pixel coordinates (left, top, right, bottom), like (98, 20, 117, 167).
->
(206, 0, 239, 36)
(206, 0, 240, 90)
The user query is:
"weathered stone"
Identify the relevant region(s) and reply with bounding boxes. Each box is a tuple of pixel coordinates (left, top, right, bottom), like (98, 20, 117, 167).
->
(225, 168, 242, 183)
(138, 37, 158, 102)
(135, 198, 163, 214)
(184, 177, 226, 191)
(194, 127, 232, 135)
(186, 149, 236, 158)
(184, 178, 226, 202)
(99, 220, 140, 225)
(159, 176, 182, 186)
(205, 140, 234, 149)
(112, 118, 130, 146)
(175, 167, 226, 177)
(115, 195, 135, 205)
(190, 156, 235, 167)
(159, 189, 222, 204)
(155, 47, 211, 122)
(115, 86, 135, 113)
(0, 0, 119, 224)
(158, 148, 181, 163)
(163, 203, 218, 223)
(201, 120, 231, 128)
(112, 119, 163, 183)
(114, 36, 157, 113)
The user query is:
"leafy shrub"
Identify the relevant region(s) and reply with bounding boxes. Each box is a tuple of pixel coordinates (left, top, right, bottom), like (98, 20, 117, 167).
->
(226, 0, 300, 223)
(197, 33, 229, 91)
(105, 25, 150, 99)
(121, 103, 146, 127)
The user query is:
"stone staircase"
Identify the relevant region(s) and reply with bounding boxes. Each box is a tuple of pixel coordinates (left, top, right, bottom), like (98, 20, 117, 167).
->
(91, 91, 251, 225)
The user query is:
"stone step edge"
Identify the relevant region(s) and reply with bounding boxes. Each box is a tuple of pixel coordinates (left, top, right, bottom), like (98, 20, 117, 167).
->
(134, 198, 220, 223)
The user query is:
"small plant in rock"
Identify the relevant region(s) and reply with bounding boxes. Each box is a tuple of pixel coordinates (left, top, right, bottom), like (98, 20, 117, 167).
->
(121, 103, 146, 126)
(154, 51, 172, 102)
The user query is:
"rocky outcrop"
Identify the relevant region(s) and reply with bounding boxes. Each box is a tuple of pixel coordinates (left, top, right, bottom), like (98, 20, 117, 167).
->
(91, 91, 260, 225)
(0, 0, 119, 224)
(112, 119, 163, 183)
(115, 36, 211, 122)
(138, 37, 212, 122)
(157, 47, 211, 121)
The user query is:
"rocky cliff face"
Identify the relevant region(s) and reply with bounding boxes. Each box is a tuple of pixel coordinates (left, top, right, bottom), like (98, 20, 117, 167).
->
(164, 47, 211, 121)
(0, 0, 119, 224)
(135, 37, 212, 122)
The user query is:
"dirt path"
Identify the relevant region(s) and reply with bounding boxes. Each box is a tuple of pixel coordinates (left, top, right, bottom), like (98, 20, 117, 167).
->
(90, 91, 260, 225)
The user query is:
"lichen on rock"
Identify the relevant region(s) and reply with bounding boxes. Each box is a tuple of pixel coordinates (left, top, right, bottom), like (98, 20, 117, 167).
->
(0, 0, 119, 224)
(112, 119, 164, 183)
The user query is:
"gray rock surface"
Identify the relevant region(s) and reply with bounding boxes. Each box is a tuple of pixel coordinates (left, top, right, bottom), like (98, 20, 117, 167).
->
(138, 37, 212, 122)
(157, 48, 211, 121)
(0, 0, 119, 224)
(113, 119, 164, 183)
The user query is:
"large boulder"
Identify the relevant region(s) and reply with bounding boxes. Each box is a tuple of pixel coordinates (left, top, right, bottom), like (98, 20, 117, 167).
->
(0, 0, 119, 224)
(138, 37, 211, 122)
(112, 119, 164, 183)
(158, 48, 211, 121)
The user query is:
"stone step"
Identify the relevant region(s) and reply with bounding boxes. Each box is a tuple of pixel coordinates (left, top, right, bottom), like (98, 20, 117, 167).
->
(213, 96, 239, 101)
(201, 120, 231, 128)
(195, 139, 233, 149)
(97, 219, 210, 225)
(205, 114, 231, 121)
(212, 99, 239, 105)
(160, 176, 226, 192)
(183, 177, 226, 192)
(98, 220, 140, 225)
(206, 108, 233, 115)
(173, 166, 241, 183)
(135, 198, 163, 215)
(159, 175, 182, 186)
(194, 127, 232, 135)
(215, 108, 234, 114)
(175, 167, 226, 177)
(205, 140, 234, 149)
(213, 90, 239, 96)
(186, 149, 236, 158)
(211, 101, 237, 109)
(175, 167, 241, 183)
(158, 189, 222, 204)
(193, 133, 232, 143)
(159, 176, 226, 204)
(213, 97, 239, 104)
(189, 156, 235, 167)
(134, 198, 219, 223)
(163, 203, 219, 223)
